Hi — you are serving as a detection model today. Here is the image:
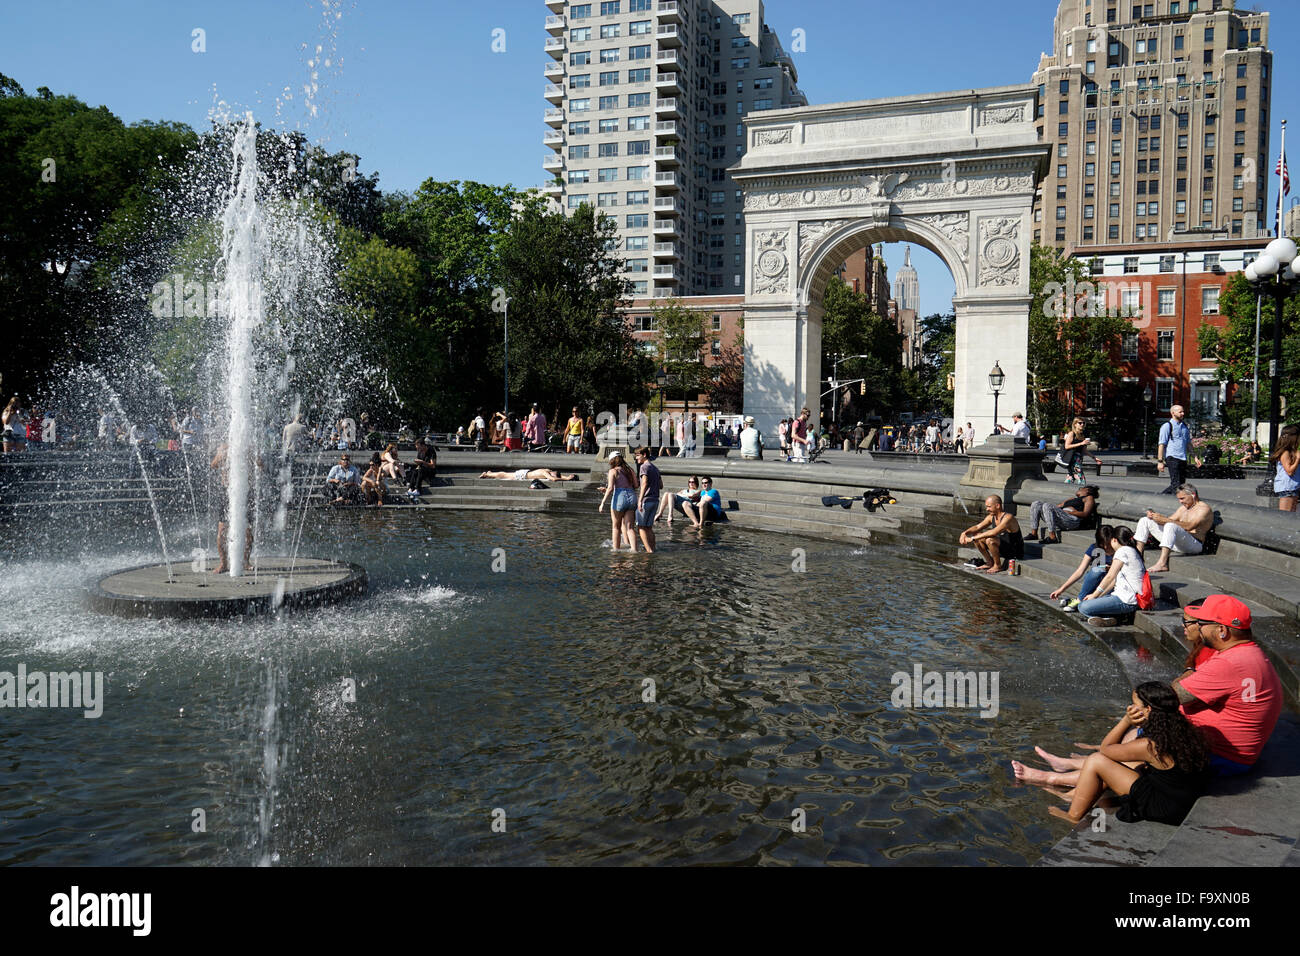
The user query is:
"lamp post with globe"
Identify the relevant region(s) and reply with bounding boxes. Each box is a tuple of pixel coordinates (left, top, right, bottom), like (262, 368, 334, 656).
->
(1243, 236, 1300, 451)
(988, 361, 1005, 436)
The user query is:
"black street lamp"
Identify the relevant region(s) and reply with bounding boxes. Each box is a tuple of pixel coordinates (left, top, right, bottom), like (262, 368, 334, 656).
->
(1244, 236, 1299, 452)
(1141, 383, 1153, 459)
(988, 361, 1005, 435)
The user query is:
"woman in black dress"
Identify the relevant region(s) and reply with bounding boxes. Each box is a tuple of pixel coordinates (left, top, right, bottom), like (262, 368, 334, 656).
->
(1013, 681, 1209, 825)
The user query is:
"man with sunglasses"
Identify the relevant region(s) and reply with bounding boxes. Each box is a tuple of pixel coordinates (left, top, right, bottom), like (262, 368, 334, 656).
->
(1173, 596, 1282, 775)
(326, 453, 363, 505)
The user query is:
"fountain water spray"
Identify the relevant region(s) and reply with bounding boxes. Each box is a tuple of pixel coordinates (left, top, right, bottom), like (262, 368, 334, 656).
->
(220, 116, 266, 579)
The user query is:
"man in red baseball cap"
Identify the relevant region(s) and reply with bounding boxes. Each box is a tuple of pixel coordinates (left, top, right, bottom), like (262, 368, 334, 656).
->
(1173, 595, 1282, 775)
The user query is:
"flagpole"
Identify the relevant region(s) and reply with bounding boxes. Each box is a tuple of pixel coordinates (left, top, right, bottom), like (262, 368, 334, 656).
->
(1279, 120, 1287, 239)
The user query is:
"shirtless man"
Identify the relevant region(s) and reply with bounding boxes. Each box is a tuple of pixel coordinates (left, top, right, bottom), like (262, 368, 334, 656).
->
(1134, 482, 1213, 572)
(478, 467, 580, 481)
(958, 495, 1024, 573)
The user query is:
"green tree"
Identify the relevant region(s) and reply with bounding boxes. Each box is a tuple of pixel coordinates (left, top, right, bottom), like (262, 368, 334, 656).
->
(651, 298, 708, 409)
(912, 311, 955, 417)
(1026, 243, 1135, 434)
(820, 275, 903, 417)
(497, 203, 648, 415)
(1196, 271, 1300, 435)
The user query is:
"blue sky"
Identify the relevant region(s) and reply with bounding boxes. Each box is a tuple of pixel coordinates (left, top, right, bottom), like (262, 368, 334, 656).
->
(2, 0, 1295, 318)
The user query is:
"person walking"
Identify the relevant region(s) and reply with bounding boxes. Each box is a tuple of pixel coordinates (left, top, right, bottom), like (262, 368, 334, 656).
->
(1156, 404, 1190, 495)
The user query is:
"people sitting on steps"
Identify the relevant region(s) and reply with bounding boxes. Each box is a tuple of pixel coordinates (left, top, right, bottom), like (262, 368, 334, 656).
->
(1049, 524, 1117, 613)
(959, 495, 1023, 574)
(1011, 681, 1210, 826)
(1134, 482, 1214, 573)
(405, 438, 437, 499)
(1075, 525, 1145, 626)
(1025, 484, 1099, 544)
(1026, 595, 1282, 783)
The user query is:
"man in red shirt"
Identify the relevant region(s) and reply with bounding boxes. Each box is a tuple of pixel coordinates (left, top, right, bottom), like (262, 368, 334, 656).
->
(1173, 595, 1282, 775)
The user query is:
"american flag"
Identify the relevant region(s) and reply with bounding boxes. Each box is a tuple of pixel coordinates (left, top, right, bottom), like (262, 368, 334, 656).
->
(1279, 152, 1291, 196)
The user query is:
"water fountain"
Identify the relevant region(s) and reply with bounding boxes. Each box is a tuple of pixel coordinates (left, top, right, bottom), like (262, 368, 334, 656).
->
(87, 115, 366, 619)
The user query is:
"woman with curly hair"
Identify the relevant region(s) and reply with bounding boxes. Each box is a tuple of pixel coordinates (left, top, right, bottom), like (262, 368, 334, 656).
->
(1013, 681, 1209, 824)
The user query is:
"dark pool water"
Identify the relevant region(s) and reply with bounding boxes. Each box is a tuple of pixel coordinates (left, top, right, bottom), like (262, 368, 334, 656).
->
(0, 509, 1131, 865)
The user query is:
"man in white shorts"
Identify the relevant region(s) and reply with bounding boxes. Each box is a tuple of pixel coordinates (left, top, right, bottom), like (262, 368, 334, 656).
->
(1134, 483, 1214, 573)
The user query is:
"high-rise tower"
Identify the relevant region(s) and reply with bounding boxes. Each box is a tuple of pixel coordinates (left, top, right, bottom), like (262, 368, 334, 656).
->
(544, 0, 806, 297)
(1030, 0, 1272, 250)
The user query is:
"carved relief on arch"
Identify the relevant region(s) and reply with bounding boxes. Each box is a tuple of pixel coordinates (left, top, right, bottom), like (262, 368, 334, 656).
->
(797, 219, 849, 267)
(910, 212, 970, 266)
(977, 216, 1022, 288)
(753, 229, 790, 295)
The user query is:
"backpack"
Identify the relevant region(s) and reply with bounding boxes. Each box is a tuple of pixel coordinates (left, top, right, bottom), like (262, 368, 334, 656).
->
(1135, 553, 1155, 611)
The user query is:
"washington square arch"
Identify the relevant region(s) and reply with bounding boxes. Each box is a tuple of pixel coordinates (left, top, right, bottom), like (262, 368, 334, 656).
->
(732, 84, 1050, 437)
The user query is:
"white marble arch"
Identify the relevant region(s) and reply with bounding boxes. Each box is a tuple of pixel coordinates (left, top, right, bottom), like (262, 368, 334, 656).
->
(731, 85, 1050, 440)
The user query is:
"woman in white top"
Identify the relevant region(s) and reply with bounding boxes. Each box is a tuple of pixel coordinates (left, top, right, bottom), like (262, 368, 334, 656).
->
(1077, 526, 1145, 625)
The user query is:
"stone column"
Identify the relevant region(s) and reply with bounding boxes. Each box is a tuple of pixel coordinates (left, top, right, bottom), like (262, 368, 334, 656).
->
(952, 296, 1030, 441)
(743, 300, 821, 438)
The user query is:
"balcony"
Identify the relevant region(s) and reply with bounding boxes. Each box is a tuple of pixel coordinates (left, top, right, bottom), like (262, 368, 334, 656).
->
(655, 50, 679, 68)
(544, 107, 564, 126)
(654, 71, 681, 94)
(544, 14, 566, 34)
(654, 120, 678, 138)
(653, 241, 683, 258)
(654, 145, 683, 164)
(657, 1, 682, 23)
(655, 24, 681, 47)
(652, 286, 678, 299)
(545, 37, 565, 58)
(543, 182, 564, 196)
(653, 264, 677, 280)
(654, 197, 683, 214)
(545, 0, 564, 10)
(543, 129, 564, 148)
(544, 60, 564, 80)
(654, 171, 679, 189)
(543, 155, 562, 172)
(653, 219, 678, 234)
(544, 83, 564, 103)
(654, 97, 680, 118)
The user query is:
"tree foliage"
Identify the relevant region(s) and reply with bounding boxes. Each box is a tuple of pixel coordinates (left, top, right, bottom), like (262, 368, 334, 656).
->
(820, 275, 903, 416)
(1026, 243, 1135, 434)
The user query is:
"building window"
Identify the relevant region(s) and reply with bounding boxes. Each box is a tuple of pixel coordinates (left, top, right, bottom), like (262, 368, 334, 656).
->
(1122, 332, 1139, 360)
(1122, 289, 1141, 315)
(571, 27, 592, 42)
(626, 214, 648, 228)
(597, 192, 618, 207)
(598, 142, 618, 157)
(1204, 253, 1220, 271)
(626, 140, 649, 155)
(1156, 379, 1173, 411)
(1124, 257, 1139, 274)
(568, 170, 590, 184)
(571, 74, 592, 89)
(626, 190, 649, 205)
(598, 167, 617, 182)
(569, 120, 590, 135)
(1158, 289, 1176, 315)
(598, 118, 619, 133)
(627, 113, 650, 129)
(1157, 330, 1175, 361)
(1085, 380, 1103, 411)
(1202, 287, 1220, 314)
(629, 44, 651, 60)
(1159, 255, 1175, 273)
(567, 194, 588, 209)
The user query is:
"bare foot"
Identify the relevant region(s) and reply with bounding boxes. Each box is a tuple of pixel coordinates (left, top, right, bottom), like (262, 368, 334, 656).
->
(1034, 746, 1081, 772)
(213, 565, 228, 575)
(1148, 563, 1168, 573)
(1048, 806, 1084, 823)
(982, 563, 1004, 574)
(1011, 761, 1072, 786)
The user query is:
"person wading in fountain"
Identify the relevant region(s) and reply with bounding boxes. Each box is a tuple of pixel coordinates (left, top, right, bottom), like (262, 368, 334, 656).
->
(210, 441, 262, 575)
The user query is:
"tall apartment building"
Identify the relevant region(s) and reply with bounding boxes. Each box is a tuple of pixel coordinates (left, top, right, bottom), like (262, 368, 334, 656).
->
(544, 0, 806, 297)
(1030, 0, 1272, 251)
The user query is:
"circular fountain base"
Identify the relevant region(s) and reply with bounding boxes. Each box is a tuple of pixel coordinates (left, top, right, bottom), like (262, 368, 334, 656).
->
(88, 558, 367, 619)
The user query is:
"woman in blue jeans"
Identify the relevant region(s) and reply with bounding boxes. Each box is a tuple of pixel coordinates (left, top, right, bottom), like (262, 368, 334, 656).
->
(1049, 524, 1116, 610)
(1078, 526, 1145, 625)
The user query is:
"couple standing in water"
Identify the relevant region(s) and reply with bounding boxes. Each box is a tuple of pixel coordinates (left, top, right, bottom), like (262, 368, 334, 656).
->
(597, 448, 661, 553)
